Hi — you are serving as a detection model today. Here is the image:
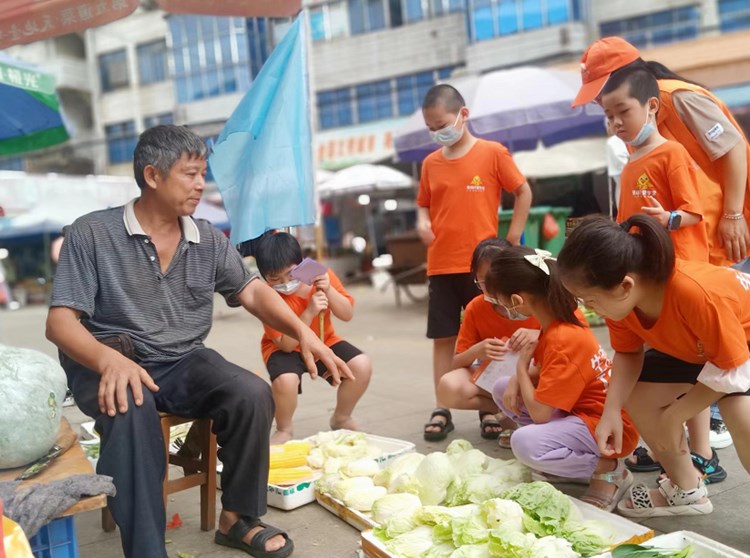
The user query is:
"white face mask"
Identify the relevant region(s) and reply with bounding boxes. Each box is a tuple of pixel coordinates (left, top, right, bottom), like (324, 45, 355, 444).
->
(499, 300, 530, 321)
(430, 113, 464, 147)
(625, 106, 656, 147)
(272, 279, 301, 295)
(484, 294, 500, 306)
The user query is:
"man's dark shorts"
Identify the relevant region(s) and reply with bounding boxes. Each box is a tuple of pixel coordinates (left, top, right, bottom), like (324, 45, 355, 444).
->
(266, 340, 362, 393)
(426, 273, 479, 339)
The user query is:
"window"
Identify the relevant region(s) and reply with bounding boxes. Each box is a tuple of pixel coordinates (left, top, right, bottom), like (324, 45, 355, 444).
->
(169, 15, 258, 104)
(0, 157, 23, 171)
(599, 6, 700, 48)
(137, 40, 168, 85)
(105, 121, 137, 164)
(469, 0, 580, 42)
(143, 113, 174, 129)
(310, 7, 327, 41)
(431, 0, 467, 16)
(318, 66, 455, 129)
(99, 49, 129, 92)
(719, 0, 750, 32)
(404, 0, 424, 22)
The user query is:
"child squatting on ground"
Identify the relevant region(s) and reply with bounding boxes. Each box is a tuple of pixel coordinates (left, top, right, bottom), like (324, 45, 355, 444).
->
(600, 65, 727, 483)
(558, 214, 750, 517)
(254, 232, 371, 445)
(484, 245, 639, 512)
(436, 237, 540, 447)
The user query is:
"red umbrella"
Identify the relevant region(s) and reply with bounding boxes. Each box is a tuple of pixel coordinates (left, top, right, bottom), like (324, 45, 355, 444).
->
(0, 0, 302, 50)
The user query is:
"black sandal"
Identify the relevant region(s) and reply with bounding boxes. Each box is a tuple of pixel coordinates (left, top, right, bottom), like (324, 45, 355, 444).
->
(479, 411, 502, 440)
(423, 407, 454, 441)
(625, 446, 662, 472)
(215, 517, 294, 558)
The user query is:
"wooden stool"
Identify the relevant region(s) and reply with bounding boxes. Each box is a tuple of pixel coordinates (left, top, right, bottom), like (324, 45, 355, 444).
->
(101, 413, 217, 532)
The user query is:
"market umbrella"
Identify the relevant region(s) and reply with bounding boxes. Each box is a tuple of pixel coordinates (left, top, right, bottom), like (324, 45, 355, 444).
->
(317, 164, 413, 198)
(394, 66, 604, 162)
(0, 52, 69, 155)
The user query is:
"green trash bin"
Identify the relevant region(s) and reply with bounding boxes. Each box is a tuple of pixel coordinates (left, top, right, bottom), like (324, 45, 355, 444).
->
(498, 207, 550, 249)
(539, 206, 572, 256)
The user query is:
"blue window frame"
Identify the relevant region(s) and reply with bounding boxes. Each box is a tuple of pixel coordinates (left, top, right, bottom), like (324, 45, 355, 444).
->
(99, 49, 129, 92)
(310, 7, 327, 41)
(318, 88, 354, 129)
(469, 0, 580, 42)
(546, 0, 568, 24)
(521, 0, 542, 30)
(719, 0, 750, 32)
(404, 0, 424, 22)
(143, 113, 174, 129)
(169, 15, 258, 104)
(348, 0, 366, 33)
(105, 121, 137, 164)
(497, 0, 518, 35)
(356, 80, 391, 123)
(137, 40, 168, 85)
(0, 157, 23, 171)
(366, 0, 387, 31)
(599, 6, 700, 48)
(473, 0, 495, 40)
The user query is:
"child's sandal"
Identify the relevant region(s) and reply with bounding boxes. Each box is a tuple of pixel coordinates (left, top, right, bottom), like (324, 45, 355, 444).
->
(579, 460, 633, 512)
(617, 477, 713, 518)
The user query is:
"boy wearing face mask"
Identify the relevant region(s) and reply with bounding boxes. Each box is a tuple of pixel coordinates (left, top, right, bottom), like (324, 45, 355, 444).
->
(602, 66, 714, 261)
(601, 67, 728, 483)
(254, 232, 372, 444)
(417, 84, 532, 441)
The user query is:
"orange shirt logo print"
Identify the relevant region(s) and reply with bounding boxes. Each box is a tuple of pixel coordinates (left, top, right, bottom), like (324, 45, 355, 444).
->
(632, 173, 656, 198)
(590, 346, 612, 392)
(466, 175, 486, 193)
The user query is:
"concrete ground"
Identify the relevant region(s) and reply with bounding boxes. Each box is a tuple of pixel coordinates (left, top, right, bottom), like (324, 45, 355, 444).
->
(3, 283, 749, 557)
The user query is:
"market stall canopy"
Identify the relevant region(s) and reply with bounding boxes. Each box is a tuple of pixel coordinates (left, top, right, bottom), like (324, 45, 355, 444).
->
(0, 52, 69, 155)
(394, 67, 604, 162)
(0, 0, 302, 49)
(512, 138, 607, 178)
(317, 164, 414, 198)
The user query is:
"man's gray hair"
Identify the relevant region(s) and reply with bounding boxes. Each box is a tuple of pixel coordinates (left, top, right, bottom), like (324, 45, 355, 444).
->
(133, 125, 209, 189)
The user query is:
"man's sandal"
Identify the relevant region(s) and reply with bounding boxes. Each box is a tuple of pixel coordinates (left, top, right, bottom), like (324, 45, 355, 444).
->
(479, 411, 503, 440)
(423, 407, 454, 441)
(579, 460, 634, 512)
(215, 517, 294, 558)
(617, 477, 713, 518)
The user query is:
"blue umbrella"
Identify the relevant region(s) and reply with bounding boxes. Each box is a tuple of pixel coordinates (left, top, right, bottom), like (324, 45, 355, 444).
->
(0, 52, 69, 156)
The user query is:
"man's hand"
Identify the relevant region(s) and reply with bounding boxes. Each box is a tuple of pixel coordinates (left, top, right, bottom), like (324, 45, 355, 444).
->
(594, 408, 623, 456)
(417, 220, 435, 246)
(478, 338, 507, 361)
(97, 352, 159, 416)
(506, 328, 539, 353)
(718, 217, 750, 262)
(503, 374, 522, 415)
(312, 272, 331, 294)
(297, 327, 354, 385)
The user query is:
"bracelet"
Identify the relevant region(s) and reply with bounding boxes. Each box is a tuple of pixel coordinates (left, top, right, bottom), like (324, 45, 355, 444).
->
(723, 213, 745, 220)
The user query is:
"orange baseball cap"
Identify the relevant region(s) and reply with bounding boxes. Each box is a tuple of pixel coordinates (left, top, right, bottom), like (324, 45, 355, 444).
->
(571, 37, 641, 107)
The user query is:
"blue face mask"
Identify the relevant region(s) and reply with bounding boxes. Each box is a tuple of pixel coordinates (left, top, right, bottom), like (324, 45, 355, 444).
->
(272, 279, 301, 295)
(625, 111, 655, 147)
(430, 113, 464, 147)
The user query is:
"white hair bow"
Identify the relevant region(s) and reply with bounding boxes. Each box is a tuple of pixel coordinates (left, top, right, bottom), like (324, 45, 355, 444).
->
(523, 248, 555, 275)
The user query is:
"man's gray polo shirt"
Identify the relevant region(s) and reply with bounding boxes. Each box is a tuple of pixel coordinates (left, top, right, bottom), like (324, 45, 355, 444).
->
(50, 198, 257, 364)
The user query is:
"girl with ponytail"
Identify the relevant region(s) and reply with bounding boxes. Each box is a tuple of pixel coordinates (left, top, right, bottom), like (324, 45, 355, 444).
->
(484, 245, 638, 512)
(558, 214, 750, 518)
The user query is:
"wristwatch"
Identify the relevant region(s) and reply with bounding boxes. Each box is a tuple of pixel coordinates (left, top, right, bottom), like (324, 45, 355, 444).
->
(667, 211, 682, 231)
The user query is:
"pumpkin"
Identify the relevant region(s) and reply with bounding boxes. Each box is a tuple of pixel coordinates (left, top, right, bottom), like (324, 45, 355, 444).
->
(0, 344, 67, 468)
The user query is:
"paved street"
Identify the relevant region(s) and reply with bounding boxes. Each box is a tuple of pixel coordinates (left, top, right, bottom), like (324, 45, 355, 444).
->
(2, 283, 749, 557)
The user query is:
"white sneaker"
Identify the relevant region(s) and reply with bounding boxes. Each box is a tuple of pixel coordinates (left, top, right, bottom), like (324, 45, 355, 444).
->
(709, 418, 733, 449)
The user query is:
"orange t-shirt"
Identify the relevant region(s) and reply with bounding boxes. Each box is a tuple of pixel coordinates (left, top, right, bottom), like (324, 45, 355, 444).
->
(455, 295, 540, 354)
(617, 141, 709, 262)
(533, 315, 638, 458)
(417, 139, 526, 276)
(261, 270, 354, 363)
(608, 260, 750, 368)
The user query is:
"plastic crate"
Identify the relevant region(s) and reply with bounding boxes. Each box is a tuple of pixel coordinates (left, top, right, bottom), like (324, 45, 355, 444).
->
(29, 516, 79, 558)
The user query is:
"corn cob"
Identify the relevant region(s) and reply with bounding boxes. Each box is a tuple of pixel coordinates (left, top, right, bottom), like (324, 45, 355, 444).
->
(268, 466, 314, 485)
(269, 442, 312, 469)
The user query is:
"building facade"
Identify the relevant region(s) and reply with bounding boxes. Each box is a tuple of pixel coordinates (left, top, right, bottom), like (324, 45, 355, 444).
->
(1, 0, 749, 175)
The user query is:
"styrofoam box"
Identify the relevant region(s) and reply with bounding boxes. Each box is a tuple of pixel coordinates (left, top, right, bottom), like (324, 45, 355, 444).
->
(218, 431, 416, 511)
(594, 530, 750, 558)
(359, 495, 654, 558)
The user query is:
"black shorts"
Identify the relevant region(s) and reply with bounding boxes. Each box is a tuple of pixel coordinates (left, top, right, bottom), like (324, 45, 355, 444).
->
(640, 349, 750, 397)
(427, 273, 480, 339)
(266, 340, 363, 393)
